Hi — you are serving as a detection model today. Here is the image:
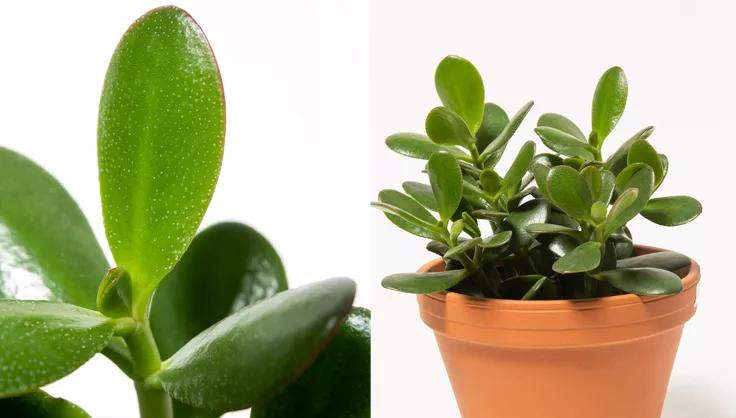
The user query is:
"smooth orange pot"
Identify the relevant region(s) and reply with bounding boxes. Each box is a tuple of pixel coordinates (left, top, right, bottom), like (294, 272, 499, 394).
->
(417, 246, 699, 418)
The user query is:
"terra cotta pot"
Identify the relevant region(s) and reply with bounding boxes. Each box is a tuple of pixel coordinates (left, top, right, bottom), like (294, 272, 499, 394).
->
(416, 245, 699, 418)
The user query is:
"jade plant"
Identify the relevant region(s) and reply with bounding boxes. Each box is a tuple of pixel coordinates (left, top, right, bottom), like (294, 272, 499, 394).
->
(373, 55, 701, 299)
(0, 6, 369, 418)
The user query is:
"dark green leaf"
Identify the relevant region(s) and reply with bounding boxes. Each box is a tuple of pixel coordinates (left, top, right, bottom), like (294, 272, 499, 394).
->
(0, 301, 117, 397)
(0, 390, 92, 418)
(546, 165, 593, 221)
(480, 169, 502, 196)
(538, 113, 586, 141)
(99, 6, 226, 304)
(382, 269, 468, 294)
(157, 278, 356, 411)
(434, 55, 485, 133)
(428, 153, 463, 221)
(603, 188, 639, 236)
(525, 223, 578, 236)
(426, 241, 449, 256)
(504, 199, 550, 249)
(535, 127, 595, 159)
(595, 268, 682, 295)
(501, 141, 536, 195)
(462, 212, 481, 237)
(480, 231, 513, 248)
(617, 251, 691, 271)
(500, 275, 555, 300)
(522, 276, 552, 300)
(0, 148, 108, 309)
(480, 101, 534, 161)
(402, 182, 438, 212)
(591, 66, 628, 143)
(445, 238, 482, 259)
(608, 163, 655, 234)
(603, 126, 654, 174)
(425, 107, 475, 146)
(476, 103, 509, 152)
(472, 209, 509, 219)
(552, 241, 601, 274)
(385, 133, 466, 160)
(641, 196, 702, 226)
(250, 308, 370, 418)
(628, 140, 664, 185)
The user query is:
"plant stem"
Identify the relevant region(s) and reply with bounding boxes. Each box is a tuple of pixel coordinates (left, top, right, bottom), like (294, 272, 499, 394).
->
(135, 381, 172, 418)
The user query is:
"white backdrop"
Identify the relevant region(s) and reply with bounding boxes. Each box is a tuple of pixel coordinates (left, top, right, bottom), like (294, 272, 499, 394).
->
(371, 1, 735, 417)
(0, 1, 369, 417)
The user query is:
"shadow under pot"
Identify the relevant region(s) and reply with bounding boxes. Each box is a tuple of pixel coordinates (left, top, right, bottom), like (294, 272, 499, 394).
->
(416, 245, 700, 418)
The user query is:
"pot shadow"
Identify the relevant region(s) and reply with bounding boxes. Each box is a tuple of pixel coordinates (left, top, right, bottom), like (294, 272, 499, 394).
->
(661, 383, 731, 418)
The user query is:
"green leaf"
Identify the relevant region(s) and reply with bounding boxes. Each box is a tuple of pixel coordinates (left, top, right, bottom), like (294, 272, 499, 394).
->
(476, 103, 509, 152)
(98, 6, 226, 304)
(385, 133, 466, 160)
(0, 390, 92, 418)
(595, 268, 683, 295)
(462, 212, 481, 237)
(151, 222, 288, 361)
(603, 126, 654, 174)
(157, 278, 356, 412)
(641, 196, 702, 226)
(428, 153, 463, 221)
(374, 190, 441, 239)
(525, 223, 579, 236)
(552, 241, 601, 274)
(504, 199, 550, 249)
(0, 148, 108, 309)
(628, 140, 664, 185)
(480, 101, 534, 161)
(591, 66, 628, 143)
(0, 300, 117, 397)
(535, 127, 595, 159)
(96, 267, 133, 318)
(434, 55, 485, 134)
(538, 113, 586, 141)
(425, 107, 476, 146)
(603, 188, 640, 236)
(598, 170, 616, 203)
(500, 275, 555, 300)
(580, 166, 602, 199)
(531, 163, 551, 198)
(480, 169, 503, 196)
(522, 276, 552, 300)
(250, 308, 370, 418)
(472, 209, 509, 219)
(381, 269, 468, 294)
(617, 251, 691, 271)
(445, 238, 482, 259)
(501, 141, 536, 195)
(607, 163, 655, 234)
(402, 181, 439, 212)
(480, 231, 513, 248)
(546, 165, 593, 221)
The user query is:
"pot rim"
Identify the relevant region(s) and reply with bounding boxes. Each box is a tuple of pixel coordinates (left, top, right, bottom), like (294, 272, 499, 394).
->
(420, 245, 700, 312)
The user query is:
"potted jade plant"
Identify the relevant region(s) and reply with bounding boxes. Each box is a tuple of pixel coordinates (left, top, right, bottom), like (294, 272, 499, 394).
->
(0, 6, 369, 418)
(373, 55, 701, 418)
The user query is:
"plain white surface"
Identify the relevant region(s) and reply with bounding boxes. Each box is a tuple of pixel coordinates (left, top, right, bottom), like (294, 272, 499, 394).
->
(0, 1, 369, 417)
(371, 1, 736, 417)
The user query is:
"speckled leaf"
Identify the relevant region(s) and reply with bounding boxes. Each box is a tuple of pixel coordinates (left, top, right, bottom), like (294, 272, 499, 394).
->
(0, 300, 116, 397)
(0, 390, 92, 418)
(98, 6, 226, 304)
(0, 148, 108, 309)
(157, 278, 355, 412)
(250, 308, 370, 418)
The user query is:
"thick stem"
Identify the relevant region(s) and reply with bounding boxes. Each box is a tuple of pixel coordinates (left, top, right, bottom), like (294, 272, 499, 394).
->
(135, 382, 172, 418)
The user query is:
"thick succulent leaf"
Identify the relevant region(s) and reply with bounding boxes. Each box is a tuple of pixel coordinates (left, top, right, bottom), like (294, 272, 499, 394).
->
(445, 238, 482, 259)
(628, 140, 664, 185)
(603, 188, 639, 236)
(535, 127, 595, 159)
(428, 153, 463, 221)
(472, 209, 509, 220)
(552, 241, 601, 274)
(480, 169, 503, 196)
(500, 275, 555, 300)
(425, 107, 475, 146)
(96, 267, 133, 318)
(0, 300, 117, 397)
(434, 55, 485, 134)
(402, 182, 438, 212)
(382, 269, 468, 294)
(462, 213, 481, 237)
(641, 196, 702, 226)
(591, 66, 628, 143)
(480, 231, 513, 248)
(0, 390, 92, 418)
(0, 148, 108, 309)
(504, 199, 550, 249)
(609, 227, 634, 258)
(476, 103, 509, 152)
(598, 170, 616, 203)
(98, 6, 226, 300)
(537, 113, 586, 141)
(385, 133, 466, 160)
(480, 101, 534, 161)
(525, 223, 578, 236)
(617, 251, 691, 271)
(608, 163, 655, 233)
(603, 126, 654, 174)
(151, 222, 288, 361)
(595, 267, 682, 295)
(545, 234, 579, 258)
(157, 278, 356, 412)
(580, 166, 602, 199)
(501, 141, 536, 195)
(374, 190, 442, 240)
(546, 165, 593, 221)
(250, 308, 370, 418)
(531, 163, 551, 198)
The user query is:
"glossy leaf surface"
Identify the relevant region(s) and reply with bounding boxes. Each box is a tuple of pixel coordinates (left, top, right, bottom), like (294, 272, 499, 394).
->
(504, 199, 550, 249)
(157, 278, 355, 411)
(0, 390, 91, 418)
(0, 301, 116, 397)
(617, 251, 691, 271)
(402, 182, 439, 212)
(480, 101, 534, 160)
(591, 66, 627, 142)
(382, 269, 468, 294)
(385, 133, 465, 160)
(434, 55, 485, 133)
(535, 127, 595, 159)
(500, 275, 555, 300)
(546, 165, 593, 220)
(480, 231, 513, 248)
(0, 148, 108, 309)
(628, 140, 664, 185)
(425, 107, 475, 146)
(476, 103, 509, 152)
(641, 196, 702, 226)
(250, 308, 370, 418)
(98, 6, 226, 298)
(552, 241, 601, 274)
(428, 153, 463, 221)
(538, 113, 586, 141)
(603, 126, 654, 174)
(603, 188, 639, 236)
(501, 141, 536, 195)
(595, 267, 683, 295)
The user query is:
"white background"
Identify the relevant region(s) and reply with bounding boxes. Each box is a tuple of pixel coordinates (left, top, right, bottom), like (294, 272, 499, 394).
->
(0, 1, 369, 417)
(372, 1, 736, 417)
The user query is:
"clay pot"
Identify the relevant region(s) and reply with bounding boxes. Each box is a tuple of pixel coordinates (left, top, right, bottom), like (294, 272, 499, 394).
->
(416, 246, 699, 418)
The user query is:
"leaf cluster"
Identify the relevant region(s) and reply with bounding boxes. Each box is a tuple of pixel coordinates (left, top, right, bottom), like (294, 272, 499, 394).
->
(374, 56, 701, 300)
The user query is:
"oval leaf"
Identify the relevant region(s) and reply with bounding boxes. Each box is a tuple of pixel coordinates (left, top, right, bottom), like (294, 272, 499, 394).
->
(595, 267, 683, 295)
(0, 390, 92, 418)
(525, 223, 578, 236)
(476, 103, 509, 152)
(428, 153, 463, 221)
(504, 199, 550, 249)
(535, 127, 595, 160)
(381, 269, 468, 294)
(402, 181, 438, 212)
(617, 251, 691, 271)
(98, 6, 226, 300)
(538, 113, 586, 141)
(501, 141, 536, 195)
(628, 140, 664, 185)
(603, 126, 654, 175)
(157, 278, 356, 411)
(480, 230, 513, 248)
(552, 241, 601, 274)
(425, 107, 475, 146)
(591, 66, 628, 143)
(385, 133, 466, 160)
(603, 187, 639, 236)
(250, 308, 370, 418)
(371, 202, 441, 240)
(480, 101, 534, 161)
(0, 148, 108, 309)
(641, 196, 702, 226)
(546, 165, 593, 221)
(434, 55, 485, 134)
(0, 301, 116, 397)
